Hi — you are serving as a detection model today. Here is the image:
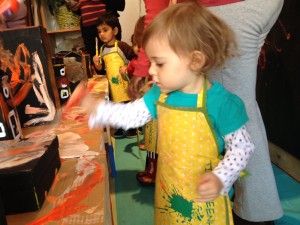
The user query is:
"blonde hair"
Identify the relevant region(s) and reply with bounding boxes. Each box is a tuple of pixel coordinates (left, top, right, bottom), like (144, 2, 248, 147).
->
(142, 2, 237, 74)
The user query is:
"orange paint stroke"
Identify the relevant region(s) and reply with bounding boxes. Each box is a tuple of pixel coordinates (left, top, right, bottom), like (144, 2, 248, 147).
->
(60, 125, 90, 135)
(5, 43, 33, 107)
(25, 130, 54, 139)
(159, 177, 167, 192)
(51, 172, 70, 191)
(64, 81, 96, 112)
(46, 196, 59, 205)
(51, 175, 60, 191)
(54, 124, 72, 132)
(74, 116, 88, 123)
(27, 159, 105, 225)
(84, 139, 98, 146)
(0, 143, 40, 158)
(62, 113, 85, 122)
(60, 158, 67, 163)
(74, 126, 90, 135)
(11, 82, 33, 107)
(61, 111, 88, 123)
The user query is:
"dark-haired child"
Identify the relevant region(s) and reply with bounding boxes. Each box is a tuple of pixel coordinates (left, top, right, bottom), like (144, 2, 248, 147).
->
(93, 12, 136, 138)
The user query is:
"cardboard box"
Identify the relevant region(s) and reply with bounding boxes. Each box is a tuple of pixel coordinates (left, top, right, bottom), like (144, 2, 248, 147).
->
(53, 51, 92, 78)
(0, 194, 7, 225)
(0, 134, 60, 215)
(52, 51, 93, 94)
(6, 78, 111, 224)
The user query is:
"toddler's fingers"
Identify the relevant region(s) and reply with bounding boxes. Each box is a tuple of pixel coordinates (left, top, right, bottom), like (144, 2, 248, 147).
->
(194, 193, 218, 203)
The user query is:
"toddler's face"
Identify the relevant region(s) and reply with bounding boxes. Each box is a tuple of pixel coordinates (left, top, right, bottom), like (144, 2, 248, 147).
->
(145, 39, 200, 94)
(97, 24, 116, 45)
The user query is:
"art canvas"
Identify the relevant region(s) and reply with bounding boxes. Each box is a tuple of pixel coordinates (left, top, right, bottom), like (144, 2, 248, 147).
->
(0, 26, 58, 129)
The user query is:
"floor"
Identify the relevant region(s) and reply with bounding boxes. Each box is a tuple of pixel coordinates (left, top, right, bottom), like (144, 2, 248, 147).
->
(272, 164, 300, 225)
(109, 136, 154, 225)
(108, 137, 300, 225)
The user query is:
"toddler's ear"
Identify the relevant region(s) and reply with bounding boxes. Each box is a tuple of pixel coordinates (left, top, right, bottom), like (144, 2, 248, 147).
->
(113, 27, 119, 36)
(189, 51, 206, 72)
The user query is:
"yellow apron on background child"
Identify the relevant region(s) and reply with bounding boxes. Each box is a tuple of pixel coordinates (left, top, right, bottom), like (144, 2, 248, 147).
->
(139, 80, 158, 154)
(100, 41, 131, 102)
(144, 119, 158, 154)
(155, 81, 233, 225)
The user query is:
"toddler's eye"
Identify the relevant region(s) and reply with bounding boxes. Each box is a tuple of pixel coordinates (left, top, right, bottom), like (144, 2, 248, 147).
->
(156, 63, 164, 67)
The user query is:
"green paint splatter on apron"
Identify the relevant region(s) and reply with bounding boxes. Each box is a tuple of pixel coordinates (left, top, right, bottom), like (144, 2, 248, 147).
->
(170, 194, 193, 219)
(158, 185, 205, 224)
(111, 77, 119, 84)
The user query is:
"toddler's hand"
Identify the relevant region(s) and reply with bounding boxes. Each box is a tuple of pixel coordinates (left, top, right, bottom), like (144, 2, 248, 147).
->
(63, 81, 96, 112)
(195, 172, 223, 202)
(119, 66, 127, 75)
(93, 55, 101, 66)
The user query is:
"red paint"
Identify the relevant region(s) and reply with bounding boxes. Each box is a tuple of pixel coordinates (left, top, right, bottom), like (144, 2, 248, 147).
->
(28, 160, 105, 225)
(258, 19, 291, 71)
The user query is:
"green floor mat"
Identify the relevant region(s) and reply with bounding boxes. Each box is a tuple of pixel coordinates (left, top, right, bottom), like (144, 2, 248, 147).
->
(114, 137, 154, 225)
(113, 140, 300, 225)
(273, 164, 300, 225)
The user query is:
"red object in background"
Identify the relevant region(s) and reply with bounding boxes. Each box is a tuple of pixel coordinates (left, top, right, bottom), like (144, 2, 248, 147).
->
(0, 0, 19, 15)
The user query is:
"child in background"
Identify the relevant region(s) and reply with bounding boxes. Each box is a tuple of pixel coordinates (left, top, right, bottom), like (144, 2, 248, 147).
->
(120, 16, 158, 185)
(88, 2, 254, 224)
(66, 0, 125, 72)
(119, 34, 138, 79)
(93, 12, 136, 138)
(119, 16, 144, 81)
(119, 15, 145, 95)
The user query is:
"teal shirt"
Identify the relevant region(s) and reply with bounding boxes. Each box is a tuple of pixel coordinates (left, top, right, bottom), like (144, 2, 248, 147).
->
(143, 82, 248, 153)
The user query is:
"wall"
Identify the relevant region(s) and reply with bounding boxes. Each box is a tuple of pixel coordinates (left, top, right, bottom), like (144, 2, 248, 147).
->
(256, 0, 300, 180)
(119, 0, 145, 44)
(256, 0, 300, 160)
(35, 0, 145, 53)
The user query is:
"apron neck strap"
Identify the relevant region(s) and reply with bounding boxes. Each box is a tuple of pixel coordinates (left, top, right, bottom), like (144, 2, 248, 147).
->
(158, 93, 168, 103)
(100, 40, 119, 55)
(158, 78, 208, 106)
(114, 40, 118, 51)
(196, 78, 208, 107)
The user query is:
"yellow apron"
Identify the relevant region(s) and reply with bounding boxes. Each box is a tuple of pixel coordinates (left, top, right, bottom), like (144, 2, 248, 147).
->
(155, 81, 233, 225)
(100, 41, 131, 102)
(144, 119, 158, 154)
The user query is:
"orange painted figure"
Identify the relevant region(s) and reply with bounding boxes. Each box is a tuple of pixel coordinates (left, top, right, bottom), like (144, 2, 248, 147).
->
(0, 38, 56, 127)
